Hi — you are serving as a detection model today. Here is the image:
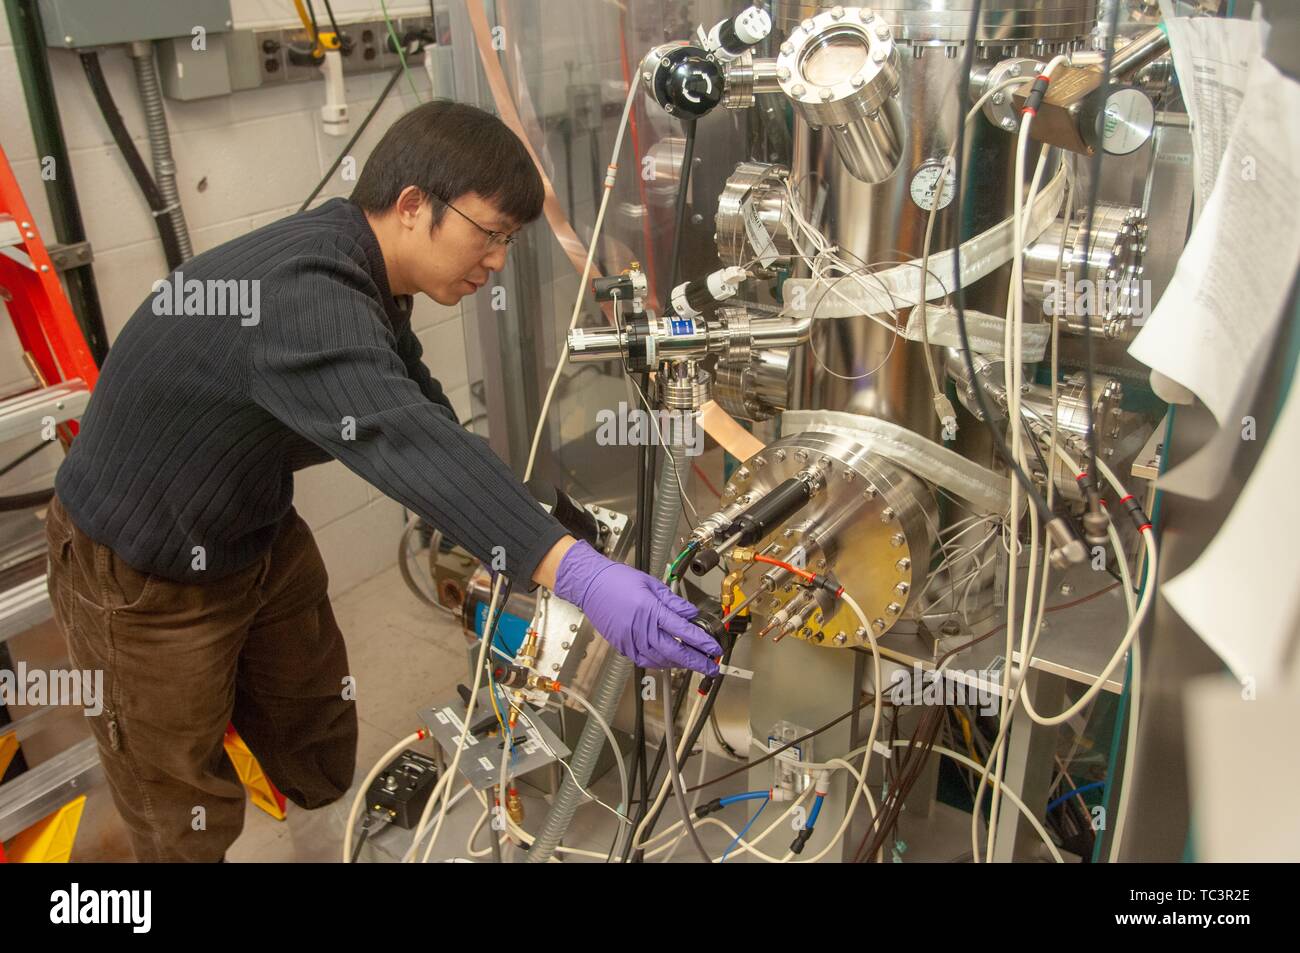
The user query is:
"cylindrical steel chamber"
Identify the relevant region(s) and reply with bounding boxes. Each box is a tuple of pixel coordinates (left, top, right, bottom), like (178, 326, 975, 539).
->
(779, 1, 1096, 436)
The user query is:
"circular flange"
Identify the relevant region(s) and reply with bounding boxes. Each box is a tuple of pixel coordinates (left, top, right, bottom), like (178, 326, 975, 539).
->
(775, 7, 901, 127)
(722, 430, 936, 647)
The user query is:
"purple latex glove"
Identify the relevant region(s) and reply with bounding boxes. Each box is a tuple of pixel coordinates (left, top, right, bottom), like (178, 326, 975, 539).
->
(553, 540, 721, 676)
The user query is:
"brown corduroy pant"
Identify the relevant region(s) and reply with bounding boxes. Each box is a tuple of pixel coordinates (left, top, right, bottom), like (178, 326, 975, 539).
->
(45, 494, 358, 862)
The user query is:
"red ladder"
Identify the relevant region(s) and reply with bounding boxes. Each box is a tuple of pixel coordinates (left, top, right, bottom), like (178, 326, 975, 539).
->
(0, 141, 288, 851)
(0, 138, 101, 856)
(0, 141, 98, 399)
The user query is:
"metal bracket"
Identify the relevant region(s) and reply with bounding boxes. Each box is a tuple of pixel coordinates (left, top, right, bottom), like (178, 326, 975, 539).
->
(46, 241, 93, 272)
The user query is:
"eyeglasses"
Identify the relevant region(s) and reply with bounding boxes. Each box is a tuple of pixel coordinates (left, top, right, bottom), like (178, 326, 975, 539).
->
(429, 193, 519, 249)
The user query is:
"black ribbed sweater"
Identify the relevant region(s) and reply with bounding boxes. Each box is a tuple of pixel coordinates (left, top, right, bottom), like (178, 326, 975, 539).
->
(56, 198, 566, 584)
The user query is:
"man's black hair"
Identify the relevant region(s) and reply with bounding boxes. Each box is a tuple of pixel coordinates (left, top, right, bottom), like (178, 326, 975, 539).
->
(351, 99, 543, 230)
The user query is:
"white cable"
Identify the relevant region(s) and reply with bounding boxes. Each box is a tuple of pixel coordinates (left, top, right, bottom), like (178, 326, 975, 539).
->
(659, 748, 708, 863)
(642, 741, 1059, 864)
(985, 55, 1071, 862)
(911, 743, 1064, 863)
(342, 729, 425, 863)
(1109, 597, 1141, 861)
(643, 783, 816, 863)
(1019, 450, 1156, 726)
(468, 788, 609, 860)
(524, 81, 639, 482)
(836, 591, 884, 861)
(533, 687, 630, 836)
(630, 691, 706, 852)
(1102, 480, 1141, 867)
(477, 652, 631, 850)
(407, 573, 505, 861)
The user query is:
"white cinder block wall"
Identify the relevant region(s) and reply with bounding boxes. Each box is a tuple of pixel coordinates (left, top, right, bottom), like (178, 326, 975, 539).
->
(0, 1, 469, 596)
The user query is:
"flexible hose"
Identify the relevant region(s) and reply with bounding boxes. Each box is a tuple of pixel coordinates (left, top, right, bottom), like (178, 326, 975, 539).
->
(129, 42, 191, 261)
(79, 51, 183, 271)
(525, 413, 690, 862)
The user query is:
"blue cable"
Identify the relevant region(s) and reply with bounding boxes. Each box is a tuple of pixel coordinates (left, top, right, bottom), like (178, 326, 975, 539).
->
(1047, 780, 1107, 814)
(719, 791, 771, 807)
(808, 793, 825, 828)
(721, 797, 770, 863)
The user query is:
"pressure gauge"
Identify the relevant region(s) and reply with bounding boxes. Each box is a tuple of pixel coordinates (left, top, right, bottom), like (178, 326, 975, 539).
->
(909, 161, 955, 212)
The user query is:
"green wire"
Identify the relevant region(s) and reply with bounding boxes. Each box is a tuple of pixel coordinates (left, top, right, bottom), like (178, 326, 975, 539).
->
(380, 0, 422, 104)
(667, 540, 697, 581)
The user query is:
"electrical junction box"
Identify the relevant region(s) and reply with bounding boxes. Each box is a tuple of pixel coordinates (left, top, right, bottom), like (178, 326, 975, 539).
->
(157, 34, 234, 100)
(365, 749, 440, 830)
(38, 0, 232, 48)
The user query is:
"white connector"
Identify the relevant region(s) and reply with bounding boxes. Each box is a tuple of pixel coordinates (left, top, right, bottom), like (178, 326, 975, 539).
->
(933, 393, 958, 442)
(320, 49, 348, 137)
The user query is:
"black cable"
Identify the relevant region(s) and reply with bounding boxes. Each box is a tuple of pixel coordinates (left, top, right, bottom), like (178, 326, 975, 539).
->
(665, 120, 696, 293)
(626, 378, 655, 862)
(708, 708, 741, 759)
(349, 812, 384, 862)
(488, 577, 513, 664)
(1074, 0, 1124, 486)
(624, 387, 657, 861)
(633, 628, 739, 855)
(304, 0, 321, 45)
(949, 0, 1054, 526)
(855, 704, 945, 862)
(79, 51, 183, 271)
(686, 698, 870, 795)
(1020, 413, 1052, 488)
(0, 441, 52, 479)
(1018, 410, 1137, 591)
(299, 58, 410, 212)
(626, 664, 649, 828)
(624, 118, 702, 861)
(319, 0, 352, 53)
(0, 488, 54, 511)
(628, 671, 691, 862)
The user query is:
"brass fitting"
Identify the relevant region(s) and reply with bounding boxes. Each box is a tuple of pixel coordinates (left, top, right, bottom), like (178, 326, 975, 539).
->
(516, 629, 540, 669)
(526, 674, 562, 694)
(721, 568, 744, 610)
(506, 787, 524, 825)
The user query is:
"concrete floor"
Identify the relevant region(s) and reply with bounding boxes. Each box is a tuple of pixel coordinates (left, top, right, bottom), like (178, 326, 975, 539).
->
(7, 559, 1004, 863)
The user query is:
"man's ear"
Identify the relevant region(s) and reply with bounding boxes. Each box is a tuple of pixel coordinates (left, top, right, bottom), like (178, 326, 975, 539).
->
(395, 185, 427, 229)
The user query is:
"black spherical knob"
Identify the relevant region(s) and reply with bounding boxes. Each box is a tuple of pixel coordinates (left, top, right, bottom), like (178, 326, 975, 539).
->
(666, 54, 724, 116)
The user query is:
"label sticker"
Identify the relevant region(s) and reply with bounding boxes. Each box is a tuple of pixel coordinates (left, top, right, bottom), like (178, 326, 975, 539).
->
(741, 195, 780, 267)
(718, 664, 754, 680)
(442, 707, 477, 744)
(478, 756, 494, 772)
